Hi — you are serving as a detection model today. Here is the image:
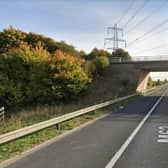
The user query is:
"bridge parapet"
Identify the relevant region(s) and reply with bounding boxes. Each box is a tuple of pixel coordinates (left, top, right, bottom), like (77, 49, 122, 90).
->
(110, 56, 168, 63)
(109, 57, 168, 92)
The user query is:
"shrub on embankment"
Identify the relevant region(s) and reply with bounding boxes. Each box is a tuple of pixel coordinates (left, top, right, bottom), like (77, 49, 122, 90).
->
(0, 27, 112, 109)
(0, 43, 91, 108)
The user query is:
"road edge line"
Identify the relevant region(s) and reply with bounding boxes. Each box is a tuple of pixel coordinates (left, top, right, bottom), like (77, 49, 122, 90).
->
(105, 87, 168, 168)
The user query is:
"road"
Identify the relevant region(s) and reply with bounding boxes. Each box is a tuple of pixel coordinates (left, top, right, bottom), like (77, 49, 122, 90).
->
(4, 86, 168, 168)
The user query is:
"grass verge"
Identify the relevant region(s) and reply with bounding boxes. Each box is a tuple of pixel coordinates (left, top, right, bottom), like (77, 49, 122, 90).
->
(0, 95, 142, 162)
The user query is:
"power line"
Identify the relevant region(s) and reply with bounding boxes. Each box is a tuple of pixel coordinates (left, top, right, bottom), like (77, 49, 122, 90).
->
(123, 0, 150, 28)
(126, 0, 168, 35)
(133, 44, 168, 55)
(117, 0, 137, 24)
(132, 43, 168, 55)
(128, 26, 168, 48)
(127, 18, 168, 47)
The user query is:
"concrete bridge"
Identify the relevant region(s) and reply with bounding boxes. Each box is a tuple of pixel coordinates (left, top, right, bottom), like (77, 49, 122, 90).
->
(110, 56, 168, 92)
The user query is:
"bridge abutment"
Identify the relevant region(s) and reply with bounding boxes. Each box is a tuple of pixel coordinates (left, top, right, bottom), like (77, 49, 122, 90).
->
(136, 70, 150, 92)
(110, 63, 151, 93)
(111, 59, 168, 92)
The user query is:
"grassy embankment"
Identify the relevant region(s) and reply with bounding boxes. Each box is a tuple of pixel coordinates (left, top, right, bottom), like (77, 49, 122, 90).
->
(0, 67, 135, 135)
(0, 94, 142, 162)
(0, 68, 140, 162)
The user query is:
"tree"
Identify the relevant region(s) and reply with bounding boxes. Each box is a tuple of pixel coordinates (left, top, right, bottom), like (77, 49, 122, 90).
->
(0, 26, 26, 53)
(0, 42, 51, 107)
(79, 50, 86, 58)
(54, 41, 80, 57)
(93, 56, 110, 75)
(147, 76, 154, 88)
(156, 79, 161, 86)
(49, 50, 91, 100)
(163, 78, 168, 84)
(0, 27, 112, 108)
(0, 43, 92, 107)
(0, 27, 82, 57)
(86, 48, 111, 60)
(112, 48, 131, 60)
(25, 32, 60, 53)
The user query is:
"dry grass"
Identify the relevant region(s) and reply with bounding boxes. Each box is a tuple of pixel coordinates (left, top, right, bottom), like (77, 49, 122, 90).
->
(0, 68, 135, 135)
(0, 95, 141, 162)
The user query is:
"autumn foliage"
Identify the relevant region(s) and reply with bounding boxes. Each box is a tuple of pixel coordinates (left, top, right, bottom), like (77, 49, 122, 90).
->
(0, 43, 90, 107)
(0, 27, 110, 108)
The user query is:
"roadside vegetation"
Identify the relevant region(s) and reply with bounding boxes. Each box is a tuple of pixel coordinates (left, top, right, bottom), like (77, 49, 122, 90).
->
(0, 27, 156, 163)
(0, 27, 132, 116)
(0, 27, 135, 138)
(0, 95, 141, 162)
(0, 27, 113, 109)
(111, 48, 131, 60)
(147, 76, 168, 88)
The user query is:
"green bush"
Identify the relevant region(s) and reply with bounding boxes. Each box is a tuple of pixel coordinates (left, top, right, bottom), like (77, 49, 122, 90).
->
(85, 48, 111, 60)
(93, 56, 110, 75)
(0, 44, 91, 108)
(0, 27, 26, 53)
(49, 50, 91, 100)
(0, 27, 113, 109)
(112, 48, 131, 60)
(0, 43, 50, 107)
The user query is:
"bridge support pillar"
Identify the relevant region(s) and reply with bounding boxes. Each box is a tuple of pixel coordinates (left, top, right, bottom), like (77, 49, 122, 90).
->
(136, 70, 150, 92)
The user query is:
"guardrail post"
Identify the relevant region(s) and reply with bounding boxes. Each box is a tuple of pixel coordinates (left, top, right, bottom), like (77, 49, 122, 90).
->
(55, 123, 61, 130)
(89, 110, 95, 115)
(0, 106, 5, 122)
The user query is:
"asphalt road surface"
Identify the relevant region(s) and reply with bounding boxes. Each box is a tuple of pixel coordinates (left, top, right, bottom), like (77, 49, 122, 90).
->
(4, 86, 168, 168)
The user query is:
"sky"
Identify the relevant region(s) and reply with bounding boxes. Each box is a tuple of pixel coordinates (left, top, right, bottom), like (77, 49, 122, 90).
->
(0, 0, 168, 80)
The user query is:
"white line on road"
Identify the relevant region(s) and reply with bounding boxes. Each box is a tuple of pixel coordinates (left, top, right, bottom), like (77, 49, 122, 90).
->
(157, 126, 168, 143)
(105, 88, 168, 168)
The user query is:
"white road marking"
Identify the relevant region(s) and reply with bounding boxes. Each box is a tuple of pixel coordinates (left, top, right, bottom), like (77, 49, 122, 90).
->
(158, 126, 168, 143)
(105, 88, 168, 168)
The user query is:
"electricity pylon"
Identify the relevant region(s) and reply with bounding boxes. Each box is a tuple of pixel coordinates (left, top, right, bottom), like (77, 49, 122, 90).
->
(104, 24, 126, 51)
